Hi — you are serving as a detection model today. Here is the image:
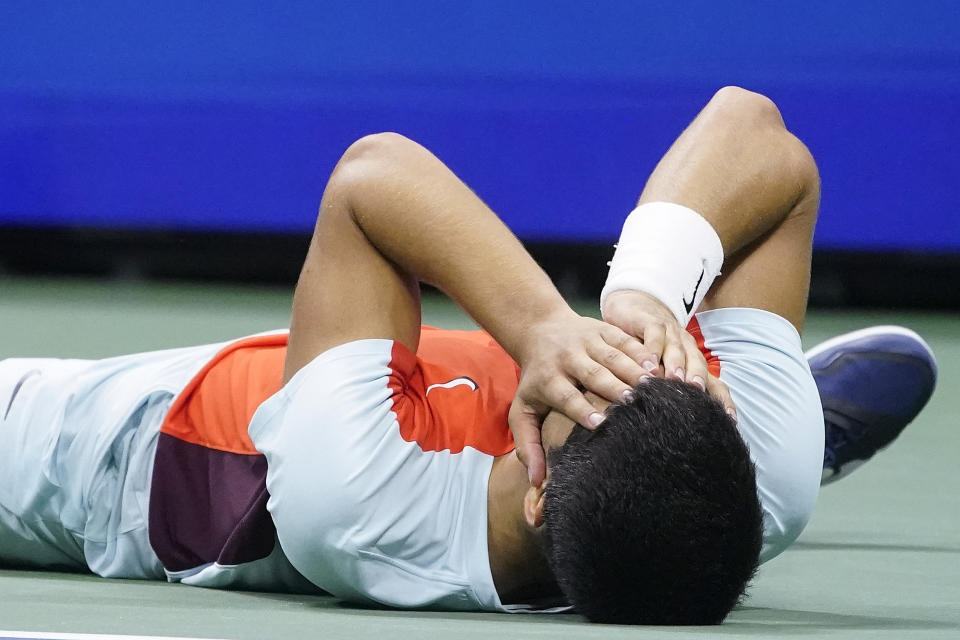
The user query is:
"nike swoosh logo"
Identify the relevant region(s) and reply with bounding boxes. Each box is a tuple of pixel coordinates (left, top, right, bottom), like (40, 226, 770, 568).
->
(426, 377, 479, 395)
(683, 268, 706, 315)
(4, 369, 41, 420)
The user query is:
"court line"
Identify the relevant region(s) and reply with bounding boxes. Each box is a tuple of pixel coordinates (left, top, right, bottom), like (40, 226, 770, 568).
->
(0, 631, 225, 640)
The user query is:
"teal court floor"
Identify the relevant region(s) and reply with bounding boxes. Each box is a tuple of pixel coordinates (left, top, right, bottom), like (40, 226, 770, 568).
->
(0, 276, 956, 640)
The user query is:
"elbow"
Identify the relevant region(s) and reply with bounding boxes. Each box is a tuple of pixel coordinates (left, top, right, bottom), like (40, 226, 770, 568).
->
(325, 132, 418, 207)
(788, 134, 821, 216)
(706, 86, 820, 214)
(338, 132, 418, 171)
(707, 86, 785, 129)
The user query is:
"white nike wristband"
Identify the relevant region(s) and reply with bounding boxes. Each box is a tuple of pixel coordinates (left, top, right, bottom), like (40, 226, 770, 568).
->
(600, 202, 724, 327)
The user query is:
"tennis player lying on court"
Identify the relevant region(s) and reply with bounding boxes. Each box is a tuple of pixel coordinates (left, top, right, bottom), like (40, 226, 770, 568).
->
(0, 87, 936, 624)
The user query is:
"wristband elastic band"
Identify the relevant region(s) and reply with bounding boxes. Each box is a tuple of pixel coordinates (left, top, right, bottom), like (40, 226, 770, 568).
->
(600, 201, 724, 327)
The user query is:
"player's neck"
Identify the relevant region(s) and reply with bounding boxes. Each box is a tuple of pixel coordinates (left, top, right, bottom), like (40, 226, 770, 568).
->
(486, 453, 559, 604)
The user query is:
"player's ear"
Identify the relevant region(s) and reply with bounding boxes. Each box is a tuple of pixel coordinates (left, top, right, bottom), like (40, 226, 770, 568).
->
(522, 483, 547, 528)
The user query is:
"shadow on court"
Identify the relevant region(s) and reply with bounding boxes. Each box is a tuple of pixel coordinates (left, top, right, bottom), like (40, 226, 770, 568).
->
(730, 607, 958, 633)
(792, 541, 960, 555)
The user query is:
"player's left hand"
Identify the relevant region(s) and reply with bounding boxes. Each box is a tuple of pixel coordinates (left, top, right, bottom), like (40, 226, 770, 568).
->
(508, 310, 650, 488)
(601, 289, 737, 419)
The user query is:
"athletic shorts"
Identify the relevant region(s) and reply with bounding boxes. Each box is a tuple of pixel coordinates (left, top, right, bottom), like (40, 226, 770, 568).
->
(0, 342, 225, 577)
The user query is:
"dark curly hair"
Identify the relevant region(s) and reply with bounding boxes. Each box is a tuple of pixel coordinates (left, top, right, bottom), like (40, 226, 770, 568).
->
(542, 377, 763, 624)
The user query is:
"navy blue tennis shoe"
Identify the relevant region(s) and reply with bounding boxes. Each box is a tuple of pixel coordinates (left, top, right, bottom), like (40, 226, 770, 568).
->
(806, 326, 937, 485)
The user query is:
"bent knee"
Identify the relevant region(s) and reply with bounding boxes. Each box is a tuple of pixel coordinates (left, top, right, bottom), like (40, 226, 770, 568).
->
(704, 86, 820, 206)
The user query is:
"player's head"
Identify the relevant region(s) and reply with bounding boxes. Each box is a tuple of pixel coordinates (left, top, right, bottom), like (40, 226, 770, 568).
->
(539, 377, 763, 624)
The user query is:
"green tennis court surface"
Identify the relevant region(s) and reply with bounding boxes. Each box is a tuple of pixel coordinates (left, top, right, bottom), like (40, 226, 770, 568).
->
(0, 277, 956, 639)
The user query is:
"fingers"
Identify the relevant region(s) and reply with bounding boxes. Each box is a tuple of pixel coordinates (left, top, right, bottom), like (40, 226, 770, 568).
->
(682, 334, 709, 392)
(545, 376, 606, 428)
(593, 291, 738, 422)
(509, 372, 605, 486)
(508, 401, 547, 487)
(598, 324, 654, 374)
(659, 324, 688, 382)
(587, 334, 646, 389)
(674, 333, 735, 420)
(706, 373, 738, 423)
(639, 322, 666, 370)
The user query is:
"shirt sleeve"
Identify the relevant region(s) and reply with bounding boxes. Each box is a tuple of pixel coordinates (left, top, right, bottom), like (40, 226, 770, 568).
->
(247, 339, 494, 610)
(695, 308, 825, 563)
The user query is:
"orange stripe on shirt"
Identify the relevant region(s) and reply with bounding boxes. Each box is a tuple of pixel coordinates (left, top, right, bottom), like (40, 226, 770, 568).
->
(160, 334, 288, 455)
(160, 321, 715, 462)
(387, 328, 518, 457)
(686, 316, 722, 378)
(163, 327, 520, 460)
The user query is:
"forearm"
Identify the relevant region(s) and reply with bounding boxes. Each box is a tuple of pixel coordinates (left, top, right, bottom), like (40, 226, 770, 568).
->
(596, 87, 820, 404)
(332, 132, 570, 361)
(288, 131, 647, 466)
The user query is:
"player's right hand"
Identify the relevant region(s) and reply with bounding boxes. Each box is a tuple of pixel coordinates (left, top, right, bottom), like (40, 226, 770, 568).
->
(601, 289, 737, 420)
(508, 310, 650, 488)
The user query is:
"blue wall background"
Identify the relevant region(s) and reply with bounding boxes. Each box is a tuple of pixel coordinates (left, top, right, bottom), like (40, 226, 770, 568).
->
(1, 1, 958, 249)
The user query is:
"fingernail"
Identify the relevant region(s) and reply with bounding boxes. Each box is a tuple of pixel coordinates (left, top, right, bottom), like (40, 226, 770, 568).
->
(588, 412, 605, 427)
(726, 407, 738, 423)
(528, 468, 535, 485)
(674, 367, 685, 380)
(692, 375, 706, 391)
(621, 389, 634, 402)
(639, 374, 652, 384)
(642, 360, 657, 372)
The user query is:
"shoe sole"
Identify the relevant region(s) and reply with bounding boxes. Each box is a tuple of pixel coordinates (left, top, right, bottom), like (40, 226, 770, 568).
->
(805, 325, 937, 376)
